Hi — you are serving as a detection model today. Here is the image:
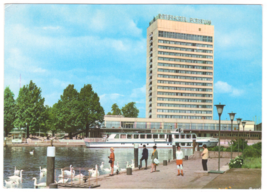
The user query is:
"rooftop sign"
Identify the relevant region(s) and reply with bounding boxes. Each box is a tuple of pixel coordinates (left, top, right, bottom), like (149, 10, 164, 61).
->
(149, 14, 212, 26)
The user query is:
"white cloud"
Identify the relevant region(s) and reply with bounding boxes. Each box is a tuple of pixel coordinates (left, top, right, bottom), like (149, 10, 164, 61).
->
(214, 81, 244, 96)
(130, 85, 146, 98)
(51, 79, 70, 89)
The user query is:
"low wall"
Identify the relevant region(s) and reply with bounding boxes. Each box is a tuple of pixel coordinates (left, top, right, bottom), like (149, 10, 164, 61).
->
(190, 151, 241, 159)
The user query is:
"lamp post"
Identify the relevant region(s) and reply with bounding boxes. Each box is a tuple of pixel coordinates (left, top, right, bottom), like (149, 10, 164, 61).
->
(236, 118, 242, 156)
(209, 103, 225, 174)
(242, 121, 246, 153)
(228, 112, 236, 160)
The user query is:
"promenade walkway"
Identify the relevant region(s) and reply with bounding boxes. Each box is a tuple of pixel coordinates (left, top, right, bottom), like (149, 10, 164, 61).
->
(57, 158, 230, 189)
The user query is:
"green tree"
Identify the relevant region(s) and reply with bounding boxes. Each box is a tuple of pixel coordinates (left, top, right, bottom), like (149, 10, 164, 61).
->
(49, 103, 61, 137)
(107, 103, 122, 115)
(4, 87, 16, 137)
(79, 84, 105, 138)
(121, 102, 139, 117)
(56, 84, 83, 139)
(14, 80, 47, 138)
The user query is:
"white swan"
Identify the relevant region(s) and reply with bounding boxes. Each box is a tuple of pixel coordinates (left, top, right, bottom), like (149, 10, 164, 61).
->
(14, 166, 20, 176)
(73, 173, 84, 181)
(91, 165, 99, 178)
(64, 165, 75, 176)
(4, 180, 16, 187)
(126, 161, 131, 168)
(114, 161, 119, 170)
(9, 170, 23, 181)
(100, 162, 104, 170)
(32, 177, 46, 187)
(55, 178, 69, 183)
(39, 166, 47, 173)
(30, 150, 34, 155)
(131, 159, 135, 169)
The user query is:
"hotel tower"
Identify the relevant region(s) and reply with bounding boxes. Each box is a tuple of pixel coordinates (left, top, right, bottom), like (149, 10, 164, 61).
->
(146, 14, 214, 120)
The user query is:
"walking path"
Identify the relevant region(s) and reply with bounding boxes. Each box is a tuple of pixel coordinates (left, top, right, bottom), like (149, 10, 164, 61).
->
(57, 158, 231, 189)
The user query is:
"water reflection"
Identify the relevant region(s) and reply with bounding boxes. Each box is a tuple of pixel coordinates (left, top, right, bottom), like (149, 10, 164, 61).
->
(4, 146, 193, 188)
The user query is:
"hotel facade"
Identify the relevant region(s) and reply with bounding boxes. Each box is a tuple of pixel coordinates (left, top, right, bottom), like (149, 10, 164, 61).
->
(146, 14, 214, 120)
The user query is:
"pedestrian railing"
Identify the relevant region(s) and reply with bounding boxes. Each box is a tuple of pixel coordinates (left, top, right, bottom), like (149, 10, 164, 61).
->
(84, 138, 106, 142)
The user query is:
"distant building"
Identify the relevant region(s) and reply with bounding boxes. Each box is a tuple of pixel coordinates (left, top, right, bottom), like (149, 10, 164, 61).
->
(146, 14, 214, 120)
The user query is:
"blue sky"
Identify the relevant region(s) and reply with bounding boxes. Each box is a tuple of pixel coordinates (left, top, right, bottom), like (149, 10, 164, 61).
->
(4, 4, 262, 122)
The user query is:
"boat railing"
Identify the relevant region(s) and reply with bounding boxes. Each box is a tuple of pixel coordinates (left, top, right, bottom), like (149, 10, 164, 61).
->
(84, 138, 106, 142)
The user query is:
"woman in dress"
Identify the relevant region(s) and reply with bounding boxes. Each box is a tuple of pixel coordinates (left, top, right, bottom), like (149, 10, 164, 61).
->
(151, 146, 158, 173)
(108, 147, 115, 176)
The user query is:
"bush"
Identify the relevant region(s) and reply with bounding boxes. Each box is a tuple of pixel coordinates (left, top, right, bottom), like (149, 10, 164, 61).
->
(242, 157, 261, 168)
(229, 156, 243, 168)
(208, 145, 226, 151)
(242, 142, 261, 159)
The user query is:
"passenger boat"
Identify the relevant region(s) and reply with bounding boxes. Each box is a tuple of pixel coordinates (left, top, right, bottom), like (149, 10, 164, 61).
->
(84, 130, 218, 148)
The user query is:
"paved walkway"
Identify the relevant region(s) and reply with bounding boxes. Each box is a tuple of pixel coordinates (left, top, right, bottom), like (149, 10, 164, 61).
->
(57, 158, 230, 189)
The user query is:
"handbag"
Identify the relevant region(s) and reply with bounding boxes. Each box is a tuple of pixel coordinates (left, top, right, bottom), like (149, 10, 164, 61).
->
(154, 158, 159, 165)
(109, 159, 112, 164)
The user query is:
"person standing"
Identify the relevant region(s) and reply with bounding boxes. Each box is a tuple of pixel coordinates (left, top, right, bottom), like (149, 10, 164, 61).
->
(108, 147, 115, 176)
(151, 146, 158, 173)
(139, 145, 148, 170)
(201, 144, 208, 171)
(176, 145, 184, 176)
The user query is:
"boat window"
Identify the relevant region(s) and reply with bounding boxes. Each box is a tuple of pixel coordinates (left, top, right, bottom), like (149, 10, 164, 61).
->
(147, 134, 152, 139)
(181, 143, 185, 146)
(127, 134, 132, 139)
(175, 135, 179, 139)
(187, 143, 191, 146)
(153, 134, 158, 139)
(120, 134, 126, 139)
(181, 135, 185, 139)
(192, 134, 196, 138)
(187, 135, 191, 139)
(160, 135, 165, 139)
(140, 135, 145, 139)
(115, 134, 120, 139)
(134, 135, 139, 139)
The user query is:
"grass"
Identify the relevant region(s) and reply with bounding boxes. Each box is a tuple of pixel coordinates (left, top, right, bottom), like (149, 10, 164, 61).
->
(242, 157, 261, 169)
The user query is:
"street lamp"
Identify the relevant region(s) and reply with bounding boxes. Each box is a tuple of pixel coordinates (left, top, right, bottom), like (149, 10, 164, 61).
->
(242, 121, 246, 153)
(228, 112, 236, 160)
(236, 118, 242, 156)
(209, 103, 225, 174)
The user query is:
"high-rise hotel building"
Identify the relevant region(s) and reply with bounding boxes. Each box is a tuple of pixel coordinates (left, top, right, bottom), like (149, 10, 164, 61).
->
(146, 14, 214, 120)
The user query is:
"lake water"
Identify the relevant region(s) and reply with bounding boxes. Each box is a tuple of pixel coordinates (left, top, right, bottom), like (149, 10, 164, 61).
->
(3, 146, 193, 188)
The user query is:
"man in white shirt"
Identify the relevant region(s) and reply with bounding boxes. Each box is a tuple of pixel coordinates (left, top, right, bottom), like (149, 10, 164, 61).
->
(201, 144, 208, 171)
(176, 145, 184, 176)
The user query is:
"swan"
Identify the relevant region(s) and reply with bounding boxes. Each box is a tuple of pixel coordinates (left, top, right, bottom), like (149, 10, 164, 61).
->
(14, 166, 20, 176)
(30, 150, 34, 155)
(131, 159, 135, 169)
(100, 162, 104, 170)
(55, 178, 69, 183)
(91, 165, 99, 178)
(9, 170, 23, 181)
(126, 161, 131, 168)
(40, 172, 45, 178)
(32, 177, 47, 187)
(73, 173, 84, 181)
(4, 180, 16, 187)
(114, 161, 119, 170)
(39, 166, 47, 173)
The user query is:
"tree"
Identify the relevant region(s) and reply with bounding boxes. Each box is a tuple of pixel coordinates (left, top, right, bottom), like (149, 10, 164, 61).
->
(14, 80, 47, 138)
(56, 84, 83, 139)
(107, 103, 122, 115)
(4, 87, 16, 137)
(121, 102, 139, 117)
(49, 103, 62, 137)
(79, 84, 105, 138)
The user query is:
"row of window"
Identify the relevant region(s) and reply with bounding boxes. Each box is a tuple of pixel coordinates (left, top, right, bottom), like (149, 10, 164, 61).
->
(157, 103, 212, 108)
(158, 68, 213, 75)
(158, 86, 213, 92)
(158, 57, 213, 64)
(158, 40, 213, 48)
(158, 51, 213, 59)
(158, 80, 212, 87)
(158, 74, 213, 81)
(157, 97, 213, 103)
(158, 31, 213, 42)
(158, 63, 213, 70)
(157, 115, 212, 119)
(157, 109, 212, 114)
(157, 92, 213, 97)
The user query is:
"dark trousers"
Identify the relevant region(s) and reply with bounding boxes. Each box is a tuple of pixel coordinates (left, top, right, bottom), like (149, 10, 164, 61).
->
(140, 157, 148, 168)
(202, 159, 208, 171)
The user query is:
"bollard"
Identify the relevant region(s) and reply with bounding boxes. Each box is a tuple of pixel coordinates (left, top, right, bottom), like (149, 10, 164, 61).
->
(163, 160, 167, 166)
(134, 144, 139, 168)
(46, 146, 56, 186)
(172, 142, 176, 160)
(126, 167, 132, 175)
(49, 183, 58, 188)
(185, 155, 188, 160)
(193, 140, 196, 154)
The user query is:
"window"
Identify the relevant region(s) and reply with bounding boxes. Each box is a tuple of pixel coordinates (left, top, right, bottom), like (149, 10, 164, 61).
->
(181, 135, 185, 139)
(153, 134, 158, 139)
(181, 143, 185, 146)
(134, 135, 139, 139)
(115, 134, 120, 139)
(175, 135, 179, 139)
(127, 134, 132, 139)
(147, 134, 152, 139)
(186, 135, 191, 139)
(140, 135, 145, 139)
(199, 28, 201, 31)
(160, 135, 165, 139)
(187, 143, 191, 146)
(120, 134, 126, 139)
